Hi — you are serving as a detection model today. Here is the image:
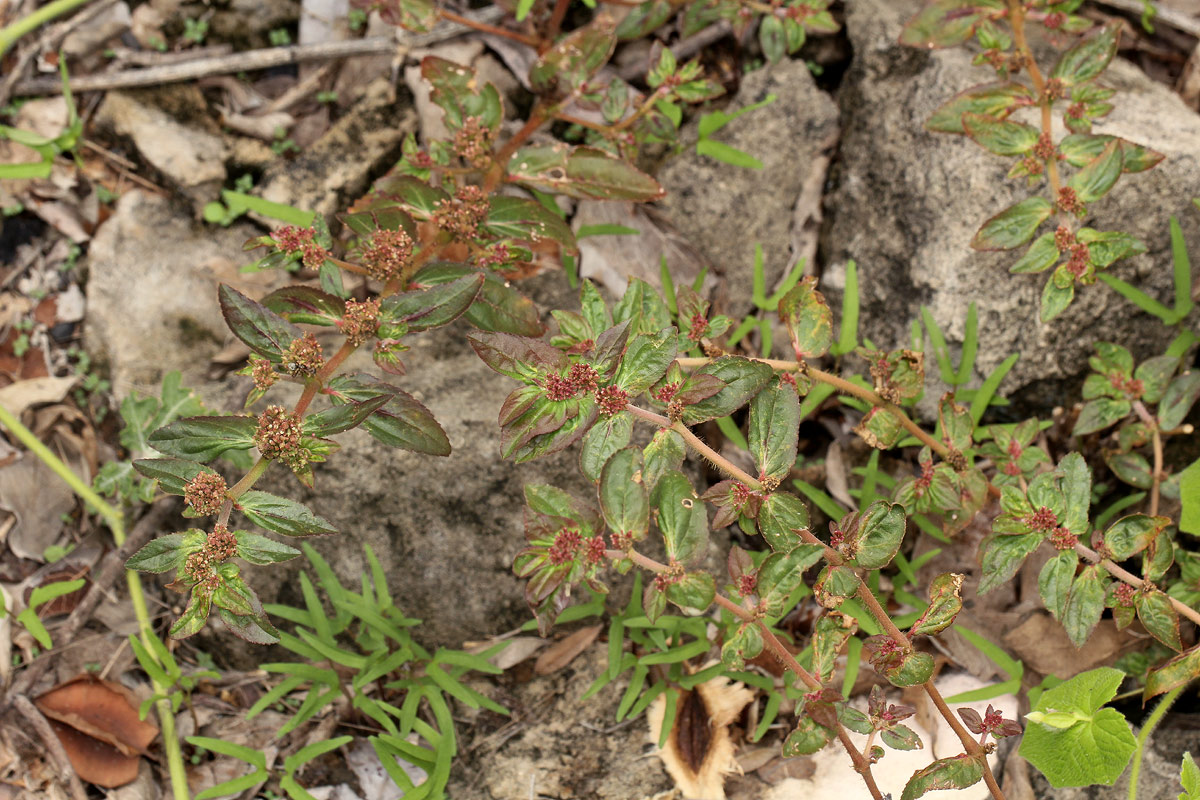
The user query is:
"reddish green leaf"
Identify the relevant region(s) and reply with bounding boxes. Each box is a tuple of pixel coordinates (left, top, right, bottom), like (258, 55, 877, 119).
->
(909, 573, 965, 637)
(721, 622, 763, 670)
(778, 276, 832, 359)
(485, 196, 578, 254)
(1104, 514, 1170, 560)
(370, 174, 449, 218)
(1068, 139, 1123, 203)
(383, 272, 484, 332)
(1061, 566, 1106, 647)
(422, 56, 503, 132)
(902, 754, 986, 800)
(237, 490, 337, 536)
(616, 0, 674, 40)
(1136, 590, 1181, 651)
(654, 471, 707, 565)
(615, 327, 677, 395)
(303, 395, 389, 437)
(218, 284, 302, 362)
(132, 458, 217, 496)
(642, 428, 685, 491)
(978, 532, 1042, 594)
(812, 612, 857, 682)
(327, 375, 451, 456)
(962, 112, 1040, 156)
(900, 0, 988, 48)
(926, 81, 1034, 133)
(756, 544, 824, 616)
(678, 357, 774, 424)
(126, 531, 206, 573)
(971, 197, 1054, 250)
(170, 588, 213, 638)
(757, 492, 811, 553)
(580, 412, 633, 483)
(366, 0, 436, 32)
(665, 572, 715, 612)
(415, 263, 544, 336)
(783, 716, 834, 756)
(261, 286, 346, 326)
(508, 144, 664, 201)
(1158, 371, 1200, 430)
(854, 406, 905, 450)
(529, 16, 617, 95)
(852, 501, 906, 569)
(599, 447, 649, 542)
(748, 378, 800, 485)
(1077, 228, 1146, 268)
(1144, 644, 1200, 701)
(1074, 397, 1131, 435)
(1051, 22, 1120, 85)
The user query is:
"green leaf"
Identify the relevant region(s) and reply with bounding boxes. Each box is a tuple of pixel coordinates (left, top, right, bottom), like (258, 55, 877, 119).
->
(782, 716, 834, 756)
(131, 458, 216, 496)
(756, 544, 824, 616)
(665, 572, 715, 612)
(328, 375, 452, 457)
(237, 491, 337, 536)
(1068, 139, 1123, 203)
(1061, 566, 1106, 648)
(902, 754, 986, 800)
(126, 531, 206, 573)
(1182, 752, 1200, 800)
(978, 533, 1042, 594)
(261, 286, 345, 326)
(654, 471, 707, 565)
(218, 284, 302, 362)
(1145, 645, 1200, 701)
(599, 448, 649, 542)
(812, 612, 856, 682)
(1104, 514, 1169, 560)
(756, 492, 811, 552)
(679, 357, 774, 424)
(616, 0, 674, 39)
(1077, 228, 1145, 268)
(721, 622, 763, 670)
(529, 16, 617, 96)
(900, 0, 986, 48)
(1051, 22, 1120, 85)
(508, 144, 664, 201)
(580, 412, 634, 483)
(642, 428, 685, 490)
(382, 272, 484, 332)
(926, 81, 1034, 133)
(485, 196, 578, 254)
(909, 573, 965, 637)
(1136, 590, 1182, 651)
(1159, 372, 1200, 431)
(422, 56, 503, 133)
(234, 531, 301, 565)
(1181, 458, 1200, 536)
(615, 327, 678, 394)
(1011, 232, 1060, 274)
(962, 112, 1040, 156)
(852, 501, 906, 569)
(414, 263, 545, 336)
(759, 14, 786, 63)
(778, 276, 832, 359)
(148, 416, 258, 462)
(374, 0, 436, 32)
(1020, 666, 1136, 787)
(971, 197, 1054, 250)
(1038, 550, 1077, 620)
(695, 138, 763, 170)
(613, 277, 672, 336)
(303, 395, 389, 437)
(1074, 397, 1131, 435)
(170, 588, 213, 639)
(748, 378, 800, 485)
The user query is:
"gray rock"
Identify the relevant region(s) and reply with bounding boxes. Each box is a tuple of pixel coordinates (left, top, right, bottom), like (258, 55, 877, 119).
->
(83, 190, 267, 397)
(95, 92, 227, 208)
(657, 58, 840, 318)
(257, 78, 416, 217)
(823, 0, 1200, 411)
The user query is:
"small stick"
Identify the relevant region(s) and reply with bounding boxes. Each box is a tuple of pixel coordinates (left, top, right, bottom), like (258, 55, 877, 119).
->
(12, 7, 505, 95)
(12, 694, 88, 800)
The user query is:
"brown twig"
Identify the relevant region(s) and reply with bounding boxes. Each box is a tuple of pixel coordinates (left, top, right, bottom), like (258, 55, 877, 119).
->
(624, 404, 763, 490)
(11, 7, 505, 95)
(12, 694, 88, 800)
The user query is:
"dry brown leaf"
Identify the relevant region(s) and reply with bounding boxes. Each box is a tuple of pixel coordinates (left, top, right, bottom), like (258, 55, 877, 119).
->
(46, 721, 141, 789)
(0, 376, 78, 417)
(533, 624, 601, 676)
(647, 673, 754, 800)
(0, 454, 76, 561)
(36, 675, 159, 758)
(1003, 614, 1126, 677)
(471, 636, 546, 671)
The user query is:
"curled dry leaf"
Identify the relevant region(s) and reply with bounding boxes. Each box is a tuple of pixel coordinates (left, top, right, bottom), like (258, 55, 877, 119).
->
(35, 674, 159, 788)
(647, 673, 753, 800)
(534, 624, 602, 676)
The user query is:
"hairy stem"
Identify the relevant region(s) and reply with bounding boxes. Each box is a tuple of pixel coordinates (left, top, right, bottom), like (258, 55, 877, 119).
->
(1008, 0, 1063, 199)
(545, 0, 570, 43)
(611, 547, 883, 798)
(1132, 400, 1163, 517)
(1075, 542, 1200, 627)
(625, 404, 762, 490)
(0, 402, 189, 800)
(437, 8, 540, 47)
(1128, 683, 1186, 800)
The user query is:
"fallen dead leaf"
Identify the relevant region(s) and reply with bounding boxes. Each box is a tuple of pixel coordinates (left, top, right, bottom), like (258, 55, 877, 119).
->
(35, 675, 159, 789)
(476, 636, 546, 671)
(534, 624, 601, 676)
(1002, 614, 1126, 678)
(0, 376, 78, 417)
(0, 454, 76, 561)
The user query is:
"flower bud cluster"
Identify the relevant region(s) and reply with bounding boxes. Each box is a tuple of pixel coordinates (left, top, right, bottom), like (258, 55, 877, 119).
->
(339, 298, 381, 347)
(1057, 186, 1084, 215)
(595, 385, 630, 417)
(433, 185, 489, 241)
(548, 528, 582, 565)
(542, 363, 601, 402)
(272, 226, 328, 270)
(653, 559, 685, 592)
(185, 472, 228, 516)
(453, 116, 493, 168)
(282, 333, 324, 377)
(254, 405, 304, 469)
(583, 535, 606, 566)
(363, 229, 415, 282)
(251, 357, 278, 391)
(1024, 506, 1058, 532)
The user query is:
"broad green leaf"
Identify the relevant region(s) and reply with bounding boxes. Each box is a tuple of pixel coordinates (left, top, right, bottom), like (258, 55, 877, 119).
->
(978, 533, 1042, 594)
(756, 492, 811, 552)
(759, 14, 786, 63)
(902, 754, 986, 800)
(721, 622, 764, 670)
(962, 112, 1039, 156)
(508, 145, 664, 201)
(303, 395, 389, 437)
(600, 448, 649, 542)
(1057, 452, 1091, 535)
(883, 649, 935, 687)
(971, 197, 1054, 250)
(580, 412, 634, 483)
(778, 276, 832, 359)
(132, 458, 217, 496)
(422, 56, 503, 132)
(261, 286, 345, 326)
(234, 531, 301, 565)
(654, 471, 707, 565)
(642, 428, 685, 490)
(218, 284, 302, 362)
(782, 716, 834, 756)
(125, 531, 206, 573)
(1181, 457, 1200, 536)
(665, 572, 715, 612)
(616, 0, 674, 39)
(485, 196, 577, 254)
(926, 81, 1034, 133)
(374, 0, 436, 32)
(1020, 666, 1135, 787)
(679, 357, 774, 424)
(170, 588, 213, 638)
(1010, 232, 1060, 274)
(529, 16, 617, 95)
(812, 612, 856, 682)
(613, 277, 672, 336)
(1136, 590, 1182, 651)
(854, 406, 905, 450)
(1040, 277, 1075, 322)
(1074, 397, 1131, 434)
(900, 0, 985, 48)
(1077, 228, 1146, 268)
(756, 544, 824, 616)
(615, 327, 678, 394)
(1104, 514, 1169, 560)
(1159, 372, 1200, 431)
(908, 573, 964, 637)
(748, 379, 800, 485)
(148, 416, 258, 462)
(414, 263, 544, 336)
(327, 375, 451, 457)
(382, 273, 484, 332)
(237, 491, 337, 536)
(1038, 550, 1078, 620)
